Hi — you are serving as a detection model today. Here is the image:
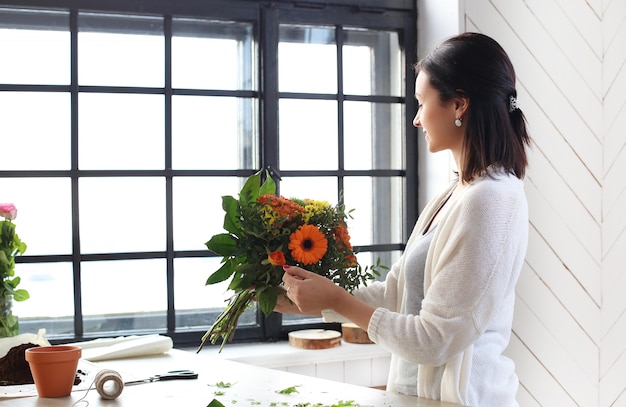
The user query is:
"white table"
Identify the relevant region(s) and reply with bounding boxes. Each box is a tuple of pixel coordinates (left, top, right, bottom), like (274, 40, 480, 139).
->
(1, 349, 465, 406)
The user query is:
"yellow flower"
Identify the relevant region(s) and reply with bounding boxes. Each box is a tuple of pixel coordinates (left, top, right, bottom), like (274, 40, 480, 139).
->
(302, 199, 331, 223)
(257, 194, 304, 228)
(288, 224, 328, 265)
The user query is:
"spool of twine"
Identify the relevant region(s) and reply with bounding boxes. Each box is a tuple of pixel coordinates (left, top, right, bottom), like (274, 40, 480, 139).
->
(72, 369, 124, 407)
(94, 369, 124, 400)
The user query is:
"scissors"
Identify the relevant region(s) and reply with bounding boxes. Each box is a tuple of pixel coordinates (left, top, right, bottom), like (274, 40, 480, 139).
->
(124, 369, 198, 386)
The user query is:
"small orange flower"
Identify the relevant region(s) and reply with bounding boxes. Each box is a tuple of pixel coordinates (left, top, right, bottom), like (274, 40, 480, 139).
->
(257, 195, 304, 217)
(288, 224, 328, 265)
(334, 221, 353, 250)
(268, 251, 286, 266)
(346, 254, 358, 267)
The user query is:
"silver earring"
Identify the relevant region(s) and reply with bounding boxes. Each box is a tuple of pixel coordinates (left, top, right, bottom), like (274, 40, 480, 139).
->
(454, 118, 462, 127)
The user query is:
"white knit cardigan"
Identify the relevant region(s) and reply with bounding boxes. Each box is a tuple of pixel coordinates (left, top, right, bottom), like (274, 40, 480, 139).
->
(334, 170, 528, 406)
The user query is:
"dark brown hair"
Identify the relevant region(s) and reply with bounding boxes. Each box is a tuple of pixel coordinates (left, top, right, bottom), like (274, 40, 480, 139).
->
(414, 32, 531, 183)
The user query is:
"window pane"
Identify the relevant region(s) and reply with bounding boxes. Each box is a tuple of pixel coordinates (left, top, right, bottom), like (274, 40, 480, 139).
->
(0, 178, 72, 255)
(359, 250, 402, 282)
(12, 262, 75, 336)
(174, 256, 257, 331)
(0, 9, 70, 85)
(172, 96, 257, 170)
(279, 25, 336, 93)
(79, 177, 166, 253)
(343, 176, 403, 246)
(282, 313, 324, 324)
(279, 177, 338, 204)
(82, 259, 167, 333)
(79, 93, 164, 170)
(0, 92, 70, 171)
(174, 257, 234, 329)
(343, 176, 372, 246)
(343, 28, 402, 97)
(279, 99, 337, 170)
(78, 13, 164, 87)
(172, 18, 254, 91)
(173, 176, 244, 251)
(344, 101, 403, 170)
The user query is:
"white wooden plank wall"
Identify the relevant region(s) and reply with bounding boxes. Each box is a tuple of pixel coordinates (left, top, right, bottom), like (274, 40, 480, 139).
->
(458, 0, 626, 405)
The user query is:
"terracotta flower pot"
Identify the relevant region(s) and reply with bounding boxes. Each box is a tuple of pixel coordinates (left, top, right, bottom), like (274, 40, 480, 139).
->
(25, 345, 81, 397)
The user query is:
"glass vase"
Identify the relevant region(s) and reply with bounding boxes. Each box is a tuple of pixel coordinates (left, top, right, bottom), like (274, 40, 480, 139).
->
(0, 294, 19, 337)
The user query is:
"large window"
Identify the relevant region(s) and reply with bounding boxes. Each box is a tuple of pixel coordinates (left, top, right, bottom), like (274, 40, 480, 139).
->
(0, 0, 417, 347)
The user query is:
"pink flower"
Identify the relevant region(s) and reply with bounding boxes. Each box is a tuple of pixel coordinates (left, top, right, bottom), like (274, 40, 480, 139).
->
(0, 203, 17, 221)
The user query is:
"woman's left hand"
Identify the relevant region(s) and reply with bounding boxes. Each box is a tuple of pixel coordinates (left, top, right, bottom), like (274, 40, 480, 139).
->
(281, 265, 345, 315)
(273, 285, 307, 315)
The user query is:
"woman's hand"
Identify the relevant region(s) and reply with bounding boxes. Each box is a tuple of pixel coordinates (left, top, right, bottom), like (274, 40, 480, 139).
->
(272, 285, 306, 315)
(281, 265, 376, 330)
(281, 265, 345, 315)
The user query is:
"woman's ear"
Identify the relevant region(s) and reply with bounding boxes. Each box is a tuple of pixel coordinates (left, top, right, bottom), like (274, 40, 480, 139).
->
(454, 96, 470, 118)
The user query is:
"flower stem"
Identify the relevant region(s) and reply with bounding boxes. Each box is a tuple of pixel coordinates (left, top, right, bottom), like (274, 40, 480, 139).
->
(196, 288, 257, 353)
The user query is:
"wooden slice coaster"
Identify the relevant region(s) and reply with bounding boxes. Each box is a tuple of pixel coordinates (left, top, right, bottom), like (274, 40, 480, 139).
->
(341, 322, 373, 344)
(288, 329, 342, 349)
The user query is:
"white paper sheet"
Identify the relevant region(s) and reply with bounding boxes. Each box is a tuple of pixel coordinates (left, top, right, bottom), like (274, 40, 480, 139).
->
(65, 334, 173, 361)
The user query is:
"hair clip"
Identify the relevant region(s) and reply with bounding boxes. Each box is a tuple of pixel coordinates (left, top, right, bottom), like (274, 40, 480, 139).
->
(509, 95, 519, 112)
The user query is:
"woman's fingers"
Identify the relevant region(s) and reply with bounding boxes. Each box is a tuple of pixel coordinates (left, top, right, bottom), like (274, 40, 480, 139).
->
(282, 265, 314, 288)
(282, 264, 309, 279)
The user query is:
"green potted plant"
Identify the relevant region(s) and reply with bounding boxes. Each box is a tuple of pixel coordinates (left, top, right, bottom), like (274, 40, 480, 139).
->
(0, 203, 29, 337)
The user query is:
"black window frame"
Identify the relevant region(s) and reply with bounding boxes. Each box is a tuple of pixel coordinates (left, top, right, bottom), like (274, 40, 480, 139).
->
(1, 0, 418, 348)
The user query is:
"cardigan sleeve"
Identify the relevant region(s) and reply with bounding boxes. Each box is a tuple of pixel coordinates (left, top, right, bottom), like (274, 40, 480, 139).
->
(366, 175, 528, 366)
(321, 259, 402, 323)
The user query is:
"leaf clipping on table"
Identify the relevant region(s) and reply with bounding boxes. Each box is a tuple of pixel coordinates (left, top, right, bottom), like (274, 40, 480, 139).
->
(275, 385, 301, 394)
(207, 399, 226, 407)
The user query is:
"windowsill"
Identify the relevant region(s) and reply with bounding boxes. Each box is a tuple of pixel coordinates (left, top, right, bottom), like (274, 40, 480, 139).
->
(186, 339, 391, 369)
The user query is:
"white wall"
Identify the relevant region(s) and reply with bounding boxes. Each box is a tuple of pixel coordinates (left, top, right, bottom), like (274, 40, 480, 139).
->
(418, 0, 626, 406)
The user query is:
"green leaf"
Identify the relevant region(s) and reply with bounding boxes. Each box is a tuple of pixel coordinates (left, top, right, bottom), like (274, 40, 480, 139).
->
(239, 170, 263, 205)
(13, 233, 26, 255)
(207, 399, 226, 407)
(212, 381, 234, 388)
(0, 251, 8, 268)
(256, 286, 278, 316)
(227, 269, 255, 291)
(13, 288, 29, 302)
(7, 276, 20, 288)
(221, 195, 241, 235)
(206, 234, 237, 257)
(259, 170, 276, 196)
(275, 385, 300, 395)
(206, 261, 235, 285)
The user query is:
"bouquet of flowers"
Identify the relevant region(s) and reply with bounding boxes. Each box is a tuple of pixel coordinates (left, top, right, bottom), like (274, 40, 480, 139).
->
(198, 170, 384, 352)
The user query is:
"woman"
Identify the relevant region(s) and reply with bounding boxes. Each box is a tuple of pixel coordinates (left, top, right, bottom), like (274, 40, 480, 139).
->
(276, 32, 531, 407)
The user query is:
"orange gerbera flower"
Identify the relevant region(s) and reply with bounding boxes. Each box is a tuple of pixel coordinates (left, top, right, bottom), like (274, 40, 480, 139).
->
(288, 224, 328, 265)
